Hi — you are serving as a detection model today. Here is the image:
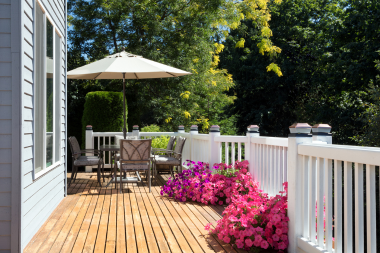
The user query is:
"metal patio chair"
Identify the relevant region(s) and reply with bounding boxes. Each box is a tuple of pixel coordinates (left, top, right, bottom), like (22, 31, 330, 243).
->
(116, 139, 153, 193)
(153, 136, 187, 178)
(68, 136, 104, 186)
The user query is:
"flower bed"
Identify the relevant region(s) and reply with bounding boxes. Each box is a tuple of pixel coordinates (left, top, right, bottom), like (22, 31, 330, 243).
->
(160, 160, 289, 252)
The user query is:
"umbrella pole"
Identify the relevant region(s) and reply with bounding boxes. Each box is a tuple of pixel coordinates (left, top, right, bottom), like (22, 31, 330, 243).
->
(123, 73, 127, 139)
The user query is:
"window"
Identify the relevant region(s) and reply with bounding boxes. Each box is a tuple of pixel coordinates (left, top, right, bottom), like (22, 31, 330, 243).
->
(34, 2, 61, 175)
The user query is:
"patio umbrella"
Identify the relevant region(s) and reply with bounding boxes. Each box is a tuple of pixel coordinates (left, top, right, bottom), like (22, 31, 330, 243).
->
(67, 49, 192, 138)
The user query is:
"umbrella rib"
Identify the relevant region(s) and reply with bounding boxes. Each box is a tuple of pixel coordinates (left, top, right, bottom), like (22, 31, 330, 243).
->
(166, 72, 177, 77)
(92, 72, 102, 80)
(134, 73, 139, 79)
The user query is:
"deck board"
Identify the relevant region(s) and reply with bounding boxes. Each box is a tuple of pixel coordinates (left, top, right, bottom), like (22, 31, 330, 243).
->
(24, 172, 247, 253)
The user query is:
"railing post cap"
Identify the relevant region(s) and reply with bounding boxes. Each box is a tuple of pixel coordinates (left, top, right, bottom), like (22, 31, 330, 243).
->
(190, 125, 198, 131)
(247, 125, 259, 132)
(210, 125, 220, 132)
(178, 125, 185, 130)
(133, 125, 139, 129)
(289, 123, 311, 134)
(311, 124, 332, 133)
(86, 125, 93, 130)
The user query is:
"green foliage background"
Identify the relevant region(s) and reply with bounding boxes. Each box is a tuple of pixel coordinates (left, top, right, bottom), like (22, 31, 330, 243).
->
(81, 91, 125, 145)
(220, 0, 380, 145)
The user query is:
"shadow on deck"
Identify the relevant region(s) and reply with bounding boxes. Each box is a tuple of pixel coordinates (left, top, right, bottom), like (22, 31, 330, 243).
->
(24, 172, 247, 253)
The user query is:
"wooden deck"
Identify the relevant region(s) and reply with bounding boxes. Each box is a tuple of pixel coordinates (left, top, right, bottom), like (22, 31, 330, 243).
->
(24, 172, 247, 253)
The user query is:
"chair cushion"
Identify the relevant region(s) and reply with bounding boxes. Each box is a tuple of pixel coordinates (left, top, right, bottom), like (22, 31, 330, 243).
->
(74, 156, 102, 166)
(117, 161, 150, 170)
(154, 156, 180, 166)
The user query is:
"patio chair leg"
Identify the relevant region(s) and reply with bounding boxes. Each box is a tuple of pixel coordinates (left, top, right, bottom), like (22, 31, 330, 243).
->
(101, 162, 105, 182)
(170, 166, 174, 178)
(97, 163, 102, 187)
(69, 165, 76, 186)
(120, 170, 123, 194)
(148, 169, 151, 193)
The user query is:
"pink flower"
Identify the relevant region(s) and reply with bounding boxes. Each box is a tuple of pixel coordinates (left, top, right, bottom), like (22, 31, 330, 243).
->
(245, 238, 254, 247)
(272, 234, 280, 241)
(219, 201, 224, 205)
(205, 223, 211, 231)
(235, 239, 244, 248)
(276, 228, 282, 235)
(278, 242, 287, 250)
(223, 236, 230, 243)
(260, 240, 269, 249)
(182, 197, 186, 202)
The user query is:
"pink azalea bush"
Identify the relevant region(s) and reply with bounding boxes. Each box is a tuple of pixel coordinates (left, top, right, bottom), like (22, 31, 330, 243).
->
(160, 160, 289, 252)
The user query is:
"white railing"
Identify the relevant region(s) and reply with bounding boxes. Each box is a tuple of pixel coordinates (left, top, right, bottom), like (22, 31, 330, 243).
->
(84, 124, 378, 253)
(251, 137, 288, 197)
(294, 143, 379, 253)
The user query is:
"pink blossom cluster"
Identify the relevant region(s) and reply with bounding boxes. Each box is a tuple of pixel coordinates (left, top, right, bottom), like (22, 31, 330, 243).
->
(209, 182, 289, 252)
(160, 160, 289, 252)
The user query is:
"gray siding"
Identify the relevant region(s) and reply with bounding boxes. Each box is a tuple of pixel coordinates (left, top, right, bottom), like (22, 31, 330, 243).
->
(0, 0, 13, 251)
(20, 0, 67, 250)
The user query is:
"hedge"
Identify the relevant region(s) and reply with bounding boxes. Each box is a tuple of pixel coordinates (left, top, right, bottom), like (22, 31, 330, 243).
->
(82, 91, 126, 145)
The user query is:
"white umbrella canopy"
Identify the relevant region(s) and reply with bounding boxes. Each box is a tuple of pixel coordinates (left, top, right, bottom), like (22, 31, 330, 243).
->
(67, 50, 192, 138)
(67, 51, 191, 79)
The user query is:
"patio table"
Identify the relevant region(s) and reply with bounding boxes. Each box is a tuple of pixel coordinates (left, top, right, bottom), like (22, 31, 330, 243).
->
(99, 144, 140, 187)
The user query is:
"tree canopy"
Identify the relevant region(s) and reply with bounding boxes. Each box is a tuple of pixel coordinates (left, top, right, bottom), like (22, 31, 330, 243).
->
(219, 0, 380, 144)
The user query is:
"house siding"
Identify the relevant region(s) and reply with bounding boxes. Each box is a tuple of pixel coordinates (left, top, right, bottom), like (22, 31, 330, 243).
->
(19, 0, 67, 250)
(0, 0, 13, 251)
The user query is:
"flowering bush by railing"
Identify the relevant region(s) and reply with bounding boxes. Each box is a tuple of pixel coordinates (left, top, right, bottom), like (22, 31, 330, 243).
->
(160, 160, 289, 252)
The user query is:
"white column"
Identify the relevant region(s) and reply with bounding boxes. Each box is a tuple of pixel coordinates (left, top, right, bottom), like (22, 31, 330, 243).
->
(132, 125, 140, 139)
(209, 125, 220, 170)
(287, 123, 312, 253)
(246, 125, 259, 179)
(85, 125, 93, 172)
(190, 125, 198, 162)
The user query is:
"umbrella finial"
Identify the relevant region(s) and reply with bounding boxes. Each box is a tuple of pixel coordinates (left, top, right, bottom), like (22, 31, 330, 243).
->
(121, 46, 125, 51)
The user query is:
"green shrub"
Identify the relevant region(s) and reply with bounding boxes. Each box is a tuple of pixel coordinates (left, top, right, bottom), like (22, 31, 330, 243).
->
(141, 124, 170, 148)
(141, 124, 160, 132)
(152, 135, 170, 149)
(82, 91, 126, 145)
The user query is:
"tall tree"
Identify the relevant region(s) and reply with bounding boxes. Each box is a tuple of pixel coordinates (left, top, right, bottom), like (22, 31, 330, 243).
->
(67, 0, 282, 133)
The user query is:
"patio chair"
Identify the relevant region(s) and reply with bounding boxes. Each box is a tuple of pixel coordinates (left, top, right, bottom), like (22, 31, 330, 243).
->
(153, 136, 187, 178)
(68, 136, 104, 186)
(117, 139, 152, 193)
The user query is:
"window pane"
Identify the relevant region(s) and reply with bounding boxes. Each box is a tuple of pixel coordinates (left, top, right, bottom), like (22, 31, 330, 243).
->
(54, 32, 61, 163)
(46, 19, 54, 168)
(35, 4, 44, 174)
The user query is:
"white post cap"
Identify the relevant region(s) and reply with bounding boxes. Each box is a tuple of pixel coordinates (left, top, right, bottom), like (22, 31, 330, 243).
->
(311, 124, 332, 133)
(247, 125, 259, 133)
(190, 125, 198, 131)
(133, 125, 139, 130)
(289, 123, 312, 134)
(210, 125, 220, 132)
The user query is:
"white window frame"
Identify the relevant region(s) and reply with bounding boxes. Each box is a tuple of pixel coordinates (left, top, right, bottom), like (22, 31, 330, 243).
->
(33, 0, 63, 179)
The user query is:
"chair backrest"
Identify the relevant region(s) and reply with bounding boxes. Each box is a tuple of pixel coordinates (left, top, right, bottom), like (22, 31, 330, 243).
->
(120, 139, 152, 162)
(173, 136, 186, 159)
(68, 136, 81, 159)
(166, 136, 176, 151)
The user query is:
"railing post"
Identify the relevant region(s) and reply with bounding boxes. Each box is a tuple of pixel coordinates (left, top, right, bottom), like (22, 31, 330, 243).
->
(287, 123, 312, 253)
(246, 125, 259, 179)
(132, 125, 140, 139)
(209, 125, 220, 169)
(85, 125, 93, 172)
(190, 125, 198, 162)
(312, 124, 332, 144)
